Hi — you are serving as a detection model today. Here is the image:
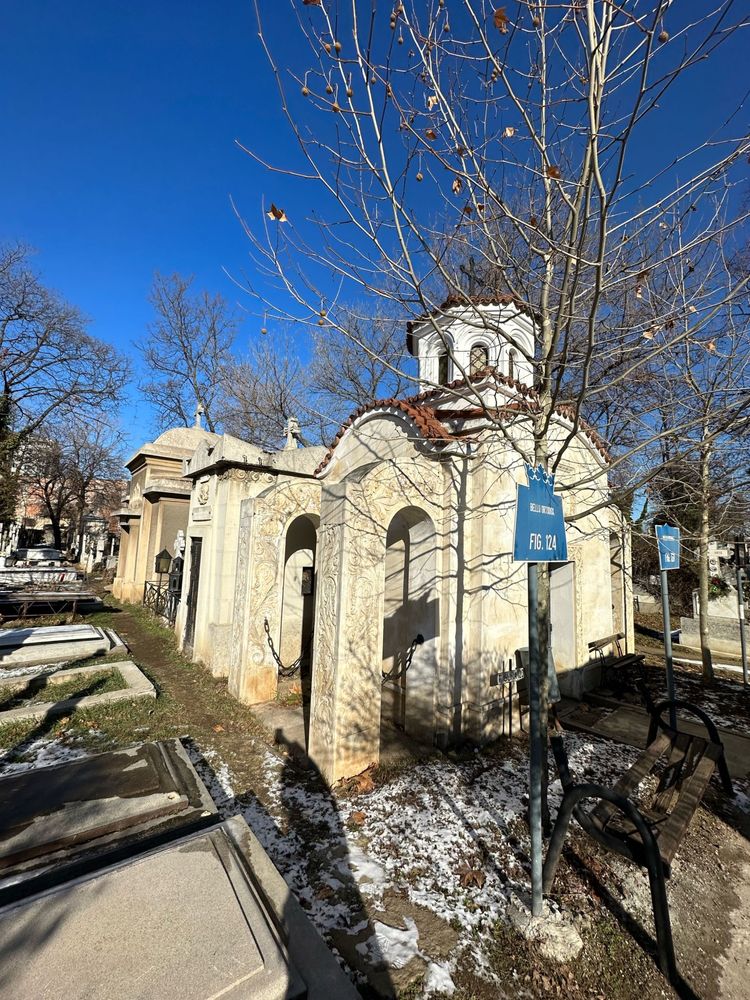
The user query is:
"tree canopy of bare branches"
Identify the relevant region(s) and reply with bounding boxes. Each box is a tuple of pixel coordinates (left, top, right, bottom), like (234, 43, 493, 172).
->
(242, 2, 750, 719)
(138, 272, 240, 432)
(0, 243, 130, 522)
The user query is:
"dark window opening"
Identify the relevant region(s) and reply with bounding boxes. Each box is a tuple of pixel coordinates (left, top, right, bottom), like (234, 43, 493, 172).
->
(470, 343, 489, 376)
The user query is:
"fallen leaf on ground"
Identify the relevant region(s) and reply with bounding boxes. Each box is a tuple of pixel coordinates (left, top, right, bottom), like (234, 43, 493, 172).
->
(456, 862, 486, 889)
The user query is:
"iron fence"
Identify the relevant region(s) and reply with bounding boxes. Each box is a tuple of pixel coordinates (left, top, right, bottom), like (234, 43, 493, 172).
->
(142, 581, 179, 625)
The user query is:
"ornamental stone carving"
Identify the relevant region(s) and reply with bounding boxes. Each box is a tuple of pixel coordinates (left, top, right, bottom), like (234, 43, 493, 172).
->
(229, 478, 321, 706)
(219, 468, 275, 484)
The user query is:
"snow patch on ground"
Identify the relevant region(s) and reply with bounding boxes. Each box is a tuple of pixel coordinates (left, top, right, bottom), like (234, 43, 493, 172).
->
(0, 736, 88, 774)
(0, 661, 69, 681)
(189, 731, 644, 992)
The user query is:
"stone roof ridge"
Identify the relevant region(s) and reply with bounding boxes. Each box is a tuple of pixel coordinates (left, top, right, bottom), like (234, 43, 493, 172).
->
(314, 398, 458, 477)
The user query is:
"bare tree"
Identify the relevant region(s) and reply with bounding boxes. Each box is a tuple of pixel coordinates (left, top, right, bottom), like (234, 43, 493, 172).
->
(0, 243, 129, 522)
(138, 272, 240, 432)
(629, 227, 750, 683)
(241, 1, 750, 822)
(222, 338, 308, 450)
(309, 305, 416, 433)
(20, 419, 125, 555)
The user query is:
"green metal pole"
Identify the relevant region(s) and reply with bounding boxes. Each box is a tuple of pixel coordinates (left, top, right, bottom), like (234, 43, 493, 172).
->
(528, 561, 543, 916)
(660, 568, 677, 729)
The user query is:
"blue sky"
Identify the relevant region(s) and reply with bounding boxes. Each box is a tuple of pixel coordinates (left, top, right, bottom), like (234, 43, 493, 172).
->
(1, 2, 748, 451)
(1, 2, 289, 446)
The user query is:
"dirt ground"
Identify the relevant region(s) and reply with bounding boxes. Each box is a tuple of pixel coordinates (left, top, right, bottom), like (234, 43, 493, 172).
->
(1, 594, 749, 999)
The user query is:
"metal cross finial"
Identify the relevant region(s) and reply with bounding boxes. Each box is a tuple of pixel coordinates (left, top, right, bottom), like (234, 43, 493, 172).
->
(459, 255, 480, 296)
(194, 402, 204, 429)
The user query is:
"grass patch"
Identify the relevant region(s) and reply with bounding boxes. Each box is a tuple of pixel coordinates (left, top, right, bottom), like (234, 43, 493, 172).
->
(0, 668, 126, 711)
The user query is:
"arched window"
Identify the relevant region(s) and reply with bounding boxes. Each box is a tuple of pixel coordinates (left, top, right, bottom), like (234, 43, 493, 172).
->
(438, 352, 450, 384)
(470, 343, 489, 376)
(508, 349, 517, 381)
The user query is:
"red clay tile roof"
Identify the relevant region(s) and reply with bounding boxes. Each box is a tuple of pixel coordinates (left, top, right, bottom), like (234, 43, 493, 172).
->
(314, 399, 457, 476)
(314, 371, 610, 476)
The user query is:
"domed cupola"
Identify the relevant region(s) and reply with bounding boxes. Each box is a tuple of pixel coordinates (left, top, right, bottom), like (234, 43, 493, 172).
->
(406, 294, 536, 391)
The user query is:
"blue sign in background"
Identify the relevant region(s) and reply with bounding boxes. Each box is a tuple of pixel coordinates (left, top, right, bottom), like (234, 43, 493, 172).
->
(513, 464, 568, 563)
(656, 524, 681, 571)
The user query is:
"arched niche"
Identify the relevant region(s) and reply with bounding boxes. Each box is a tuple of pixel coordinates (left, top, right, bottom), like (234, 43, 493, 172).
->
(381, 506, 439, 744)
(280, 513, 319, 703)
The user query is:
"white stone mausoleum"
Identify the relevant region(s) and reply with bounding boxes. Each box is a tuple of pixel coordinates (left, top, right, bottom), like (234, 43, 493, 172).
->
(117, 298, 633, 783)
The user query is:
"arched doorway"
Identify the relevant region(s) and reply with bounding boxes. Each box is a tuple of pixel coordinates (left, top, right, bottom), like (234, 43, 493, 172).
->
(381, 507, 439, 745)
(280, 514, 318, 738)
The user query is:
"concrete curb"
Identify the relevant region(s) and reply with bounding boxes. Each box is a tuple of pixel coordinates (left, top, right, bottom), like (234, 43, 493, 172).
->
(0, 661, 155, 724)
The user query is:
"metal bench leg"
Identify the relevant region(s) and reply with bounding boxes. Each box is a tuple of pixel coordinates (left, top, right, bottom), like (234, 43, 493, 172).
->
(646, 855, 677, 984)
(717, 753, 734, 797)
(542, 792, 575, 893)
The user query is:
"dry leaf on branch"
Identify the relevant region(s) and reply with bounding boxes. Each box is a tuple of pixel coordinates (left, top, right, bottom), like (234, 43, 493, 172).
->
(427, 94, 438, 110)
(267, 203, 288, 222)
(456, 862, 486, 889)
(503, 126, 515, 138)
(425, 128, 437, 141)
(303, 0, 322, 6)
(545, 164, 562, 180)
(493, 7, 510, 33)
(452, 176, 463, 194)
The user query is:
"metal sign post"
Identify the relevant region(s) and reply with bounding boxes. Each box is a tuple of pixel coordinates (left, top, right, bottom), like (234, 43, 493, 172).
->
(655, 525, 680, 729)
(734, 536, 748, 689)
(514, 464, 568, 918)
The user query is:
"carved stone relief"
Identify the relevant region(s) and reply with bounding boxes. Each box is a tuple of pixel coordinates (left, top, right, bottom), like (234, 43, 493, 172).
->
(219, 468, 275, 484)
(234, 479, 322, 704)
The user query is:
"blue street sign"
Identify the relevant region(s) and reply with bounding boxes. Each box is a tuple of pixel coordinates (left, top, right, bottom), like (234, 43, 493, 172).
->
(656, 524, 680, 571)
(513, 464, 568, 562)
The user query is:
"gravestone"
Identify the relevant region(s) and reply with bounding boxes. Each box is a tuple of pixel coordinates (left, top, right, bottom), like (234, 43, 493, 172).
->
(0, 624, 117, 668)
(0, 739, 215, 902)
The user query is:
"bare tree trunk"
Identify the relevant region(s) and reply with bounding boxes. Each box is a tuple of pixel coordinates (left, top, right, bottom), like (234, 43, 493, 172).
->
(698, 442, 715, 686)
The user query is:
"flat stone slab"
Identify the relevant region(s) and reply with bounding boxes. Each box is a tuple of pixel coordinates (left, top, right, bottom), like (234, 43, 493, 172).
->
(0, 739, 216, 900)
(0, 567, 81, 586)
(0, 816, 358, 1000)
(0, 661, 155, 725)
(0, 624, 116, 668)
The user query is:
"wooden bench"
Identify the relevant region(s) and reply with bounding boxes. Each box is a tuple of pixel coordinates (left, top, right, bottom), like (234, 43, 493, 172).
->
(588, 632, 645, 695)
(543, 698, 734, 984)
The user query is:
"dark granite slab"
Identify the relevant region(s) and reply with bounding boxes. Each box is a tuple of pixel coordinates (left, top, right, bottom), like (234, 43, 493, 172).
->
(0, 739, 216, 902)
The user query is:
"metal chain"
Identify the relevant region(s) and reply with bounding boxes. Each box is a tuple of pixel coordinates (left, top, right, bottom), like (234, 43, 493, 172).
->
(263, 617, 311, 678)
(382, 633, 424, 686)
